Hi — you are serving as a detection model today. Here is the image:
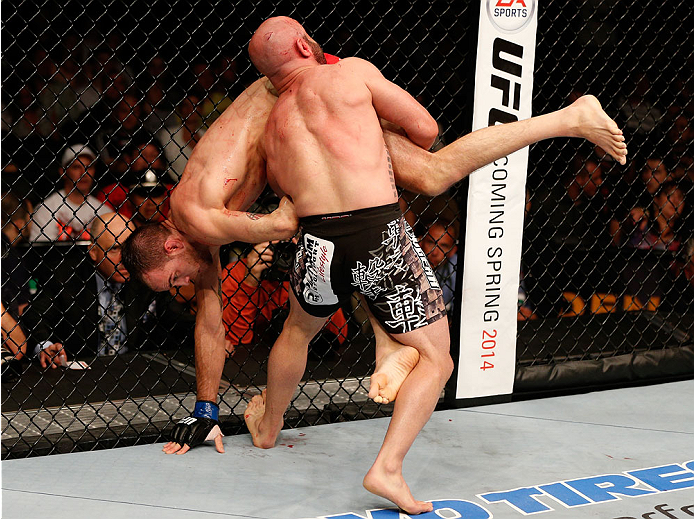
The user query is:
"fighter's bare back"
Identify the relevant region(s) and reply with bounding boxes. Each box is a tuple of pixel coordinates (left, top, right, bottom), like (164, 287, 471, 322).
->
(264, 58, 436, 217)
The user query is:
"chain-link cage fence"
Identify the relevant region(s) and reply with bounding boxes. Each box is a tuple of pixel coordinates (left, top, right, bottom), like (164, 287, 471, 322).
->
(2, 0, 693, 459)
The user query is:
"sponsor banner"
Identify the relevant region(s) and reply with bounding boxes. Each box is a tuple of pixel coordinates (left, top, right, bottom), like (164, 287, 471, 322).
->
(303, 233, 339, 306)
(456, 0, 538, 399)
(301, 460, 694, 518)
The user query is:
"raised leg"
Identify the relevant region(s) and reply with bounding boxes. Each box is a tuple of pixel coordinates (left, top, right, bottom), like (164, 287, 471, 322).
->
(389, 94, 627, 196)
(244, 290, 328, 448)
(363, 317, 453, 514)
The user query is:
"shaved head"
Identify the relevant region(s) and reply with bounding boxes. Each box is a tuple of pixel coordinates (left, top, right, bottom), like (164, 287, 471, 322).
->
(89, 212, 135, 283)
(90, 212, 133, 247)
(249, 16, 325, 78)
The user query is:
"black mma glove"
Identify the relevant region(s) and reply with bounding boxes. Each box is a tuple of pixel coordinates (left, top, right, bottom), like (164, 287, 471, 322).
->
(168, 401, 221, 448)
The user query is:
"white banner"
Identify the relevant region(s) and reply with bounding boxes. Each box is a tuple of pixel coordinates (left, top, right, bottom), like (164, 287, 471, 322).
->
(455, 0, 538, 399)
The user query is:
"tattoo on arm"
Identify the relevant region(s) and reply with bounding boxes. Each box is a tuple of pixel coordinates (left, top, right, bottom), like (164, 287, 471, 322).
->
(246, 213, 265, 221)
(386, 147, 397, 197)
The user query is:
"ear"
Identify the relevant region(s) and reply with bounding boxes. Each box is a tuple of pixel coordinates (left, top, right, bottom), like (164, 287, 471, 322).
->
(296, 38, 312, 58)
(88, 242, 99, 262)
(163, 236, 185, 256)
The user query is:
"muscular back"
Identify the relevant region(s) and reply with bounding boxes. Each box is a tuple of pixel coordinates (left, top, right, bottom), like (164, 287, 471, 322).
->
(264, 58, 400, 217)
(169, 78, 276, 242)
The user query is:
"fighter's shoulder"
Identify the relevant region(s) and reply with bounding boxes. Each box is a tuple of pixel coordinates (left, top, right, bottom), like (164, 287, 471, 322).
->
(333, 57, 384, 83)
(335, 56, 378, 71)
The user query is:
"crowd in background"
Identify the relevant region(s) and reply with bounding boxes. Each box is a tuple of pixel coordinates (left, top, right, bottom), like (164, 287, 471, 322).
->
(1, 30, 693, 376)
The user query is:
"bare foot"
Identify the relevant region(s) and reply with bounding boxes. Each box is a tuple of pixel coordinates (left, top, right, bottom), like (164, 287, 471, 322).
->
(567, 95, 628, 165)
(369, 346, 420, 404)
(244, 391, 278, 449)
(363, 465, 433, 515)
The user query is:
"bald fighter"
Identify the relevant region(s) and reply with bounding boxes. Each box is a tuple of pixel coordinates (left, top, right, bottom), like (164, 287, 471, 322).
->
(122, 20, 627, 465)
(240, 16, 627, 514)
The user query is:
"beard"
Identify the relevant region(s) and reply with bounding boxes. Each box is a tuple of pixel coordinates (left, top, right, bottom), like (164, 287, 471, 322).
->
(306, 38, 327, 64)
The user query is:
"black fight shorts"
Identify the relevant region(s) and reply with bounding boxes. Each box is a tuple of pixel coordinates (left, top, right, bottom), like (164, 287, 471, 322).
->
(289, 203, 446, 334)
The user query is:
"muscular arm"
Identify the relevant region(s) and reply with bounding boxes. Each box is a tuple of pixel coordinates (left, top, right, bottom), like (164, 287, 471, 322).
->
(351, 58, 439, 150)
(192, 249, 227, 402)
(194, 199, 297, 246)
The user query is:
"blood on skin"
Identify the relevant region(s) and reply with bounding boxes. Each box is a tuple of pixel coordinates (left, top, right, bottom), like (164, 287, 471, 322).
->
(224, 178, 238, 186)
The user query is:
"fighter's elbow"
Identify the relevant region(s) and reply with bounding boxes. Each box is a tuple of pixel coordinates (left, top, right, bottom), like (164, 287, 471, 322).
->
(409, 119, 439, 151)
(422, 119, 440, 150)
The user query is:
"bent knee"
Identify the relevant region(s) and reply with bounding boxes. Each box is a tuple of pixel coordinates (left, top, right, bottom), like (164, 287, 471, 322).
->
(442, 354, 454, 381)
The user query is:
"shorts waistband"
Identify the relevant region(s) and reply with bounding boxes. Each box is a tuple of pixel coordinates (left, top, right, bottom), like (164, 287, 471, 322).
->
(299, 203, 401, 236)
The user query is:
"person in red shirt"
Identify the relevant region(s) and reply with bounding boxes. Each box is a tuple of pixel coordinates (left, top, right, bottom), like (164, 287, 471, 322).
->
(222, 241, 347, 348)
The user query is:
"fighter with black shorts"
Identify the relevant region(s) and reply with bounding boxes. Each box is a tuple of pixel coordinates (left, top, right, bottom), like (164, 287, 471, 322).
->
(289, 203, 446, 334)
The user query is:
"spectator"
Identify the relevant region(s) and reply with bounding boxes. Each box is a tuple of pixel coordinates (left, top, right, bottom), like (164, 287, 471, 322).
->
(619, 183, 688, 310)
(625, 181, 686, 251)
(1, 191, 33, 317)
(417, 220, 458, 313)
(527, 151, 614, 314)
(98, 91, 146, 177)
(608, 156, 672, 246)
(222, 241, 347, 352)
(22, 213, 158, 367)
(128, 169, 171, 227)
(30, 144, 110, 242)
(96, 133, 171, 219)
(157, 92, 205, 182)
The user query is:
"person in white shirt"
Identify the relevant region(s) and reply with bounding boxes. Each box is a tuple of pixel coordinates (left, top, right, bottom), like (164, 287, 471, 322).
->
(29, 144, 111, 242)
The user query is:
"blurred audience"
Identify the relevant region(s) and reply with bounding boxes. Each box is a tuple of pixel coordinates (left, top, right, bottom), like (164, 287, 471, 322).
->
(96, 91, 146, 177)
(527, 151, 614, 314)
(608, 155, 672, 246)
(623, 181, 686, 252)
(195, 56, 237, 123)
(141, 54, 179, 135)
(157, 92, 205, 182)
(22, 213, 158, 367)
(96, 133, 171, 219)
(417, 220, 458, 313)
(617, 72, 663, 138)
(30, 144, 110, 242)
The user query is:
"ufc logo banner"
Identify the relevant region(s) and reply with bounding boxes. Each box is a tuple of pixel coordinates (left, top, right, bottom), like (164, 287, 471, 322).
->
(454, 0, 537, 400)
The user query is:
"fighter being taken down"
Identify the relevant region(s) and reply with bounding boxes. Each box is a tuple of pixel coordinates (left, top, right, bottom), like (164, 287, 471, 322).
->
(121, 34, 627, 457)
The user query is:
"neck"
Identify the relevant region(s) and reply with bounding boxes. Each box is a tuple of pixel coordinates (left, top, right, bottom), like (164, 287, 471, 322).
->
(272, 65, 314, 94)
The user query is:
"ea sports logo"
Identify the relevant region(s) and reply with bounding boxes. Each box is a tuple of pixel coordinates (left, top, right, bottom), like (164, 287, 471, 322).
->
(487, 0, 536, 33)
